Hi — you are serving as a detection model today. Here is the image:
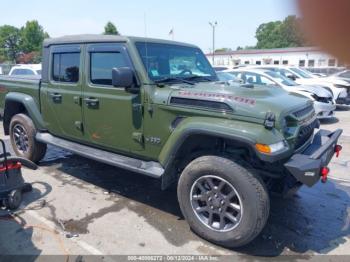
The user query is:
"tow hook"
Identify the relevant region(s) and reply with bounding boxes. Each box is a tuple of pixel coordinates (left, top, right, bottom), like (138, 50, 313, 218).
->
(335, 145, 342, 158)
(321, 167, 330, 183)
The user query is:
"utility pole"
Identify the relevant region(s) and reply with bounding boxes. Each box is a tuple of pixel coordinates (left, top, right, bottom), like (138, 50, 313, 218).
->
(209, 21, 218, 65)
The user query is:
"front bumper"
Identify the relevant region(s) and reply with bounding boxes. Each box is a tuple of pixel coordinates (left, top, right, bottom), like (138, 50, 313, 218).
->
(314, 101, 336, 119)
(284, 129, 342, 187)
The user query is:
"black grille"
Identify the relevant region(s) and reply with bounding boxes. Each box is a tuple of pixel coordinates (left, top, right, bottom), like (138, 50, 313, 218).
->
(295, 119, 318, 149)
(292, 105, 314, 118)
(316, 97, 333, 104)
(170, 97, 233, 112)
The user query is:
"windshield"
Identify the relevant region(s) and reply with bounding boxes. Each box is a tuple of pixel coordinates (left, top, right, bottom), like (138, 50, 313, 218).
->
(289, 67, 313, 79)
(135, 42, 217, 83)
(265, 71, 298, 86)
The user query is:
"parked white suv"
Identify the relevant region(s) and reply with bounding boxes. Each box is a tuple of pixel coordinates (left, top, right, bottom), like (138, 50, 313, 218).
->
(255, 66, 349, 106)
(8, 64, 42, 76)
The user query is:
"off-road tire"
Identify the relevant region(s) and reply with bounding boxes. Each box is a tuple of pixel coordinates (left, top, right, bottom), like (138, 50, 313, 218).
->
(9, 113, 47, 163)
(177, 155, 270, 248)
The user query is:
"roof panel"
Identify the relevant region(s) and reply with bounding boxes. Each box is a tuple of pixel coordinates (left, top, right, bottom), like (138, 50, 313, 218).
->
(43, 34, 197, 48)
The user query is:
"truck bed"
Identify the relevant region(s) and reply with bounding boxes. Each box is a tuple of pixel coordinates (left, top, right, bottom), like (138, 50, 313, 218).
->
(0, 75, 41, 114)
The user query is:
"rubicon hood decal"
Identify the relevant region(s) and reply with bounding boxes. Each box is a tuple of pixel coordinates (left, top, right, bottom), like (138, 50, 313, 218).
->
(176, 90, 256, 106)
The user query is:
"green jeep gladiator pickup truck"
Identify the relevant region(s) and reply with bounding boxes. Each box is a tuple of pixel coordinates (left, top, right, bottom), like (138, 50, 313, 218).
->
(0, 35, 343, 247)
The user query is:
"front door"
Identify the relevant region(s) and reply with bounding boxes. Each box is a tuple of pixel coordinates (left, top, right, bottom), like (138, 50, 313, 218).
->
(82, 43, 143, 153)
(41, 45, 84, 141)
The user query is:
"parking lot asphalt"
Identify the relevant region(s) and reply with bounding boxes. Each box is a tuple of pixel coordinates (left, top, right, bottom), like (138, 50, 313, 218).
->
(0, 109, 349, 259)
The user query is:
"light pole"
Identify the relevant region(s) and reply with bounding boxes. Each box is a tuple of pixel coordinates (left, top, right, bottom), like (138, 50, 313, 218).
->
(209, 21, 218, 65)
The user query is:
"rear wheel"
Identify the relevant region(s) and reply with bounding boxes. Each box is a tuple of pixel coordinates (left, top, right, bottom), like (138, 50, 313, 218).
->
(177, 155, 270, 248)
(9, 113, 47, 163)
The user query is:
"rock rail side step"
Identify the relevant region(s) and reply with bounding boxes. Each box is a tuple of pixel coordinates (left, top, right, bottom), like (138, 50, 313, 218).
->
(36, 132, 164, 178)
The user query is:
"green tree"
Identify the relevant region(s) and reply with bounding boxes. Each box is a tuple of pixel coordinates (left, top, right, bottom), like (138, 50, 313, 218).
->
(20, 20, 49, 53)
(0, 25, 21, 63)
(236, 45, 255, 51)
(279, 16, 307, 47)
(255, 21, 283, 49)
(255, 15, 307, 49)
(215, 47, 232, 53)
(104, 22, 119, 35)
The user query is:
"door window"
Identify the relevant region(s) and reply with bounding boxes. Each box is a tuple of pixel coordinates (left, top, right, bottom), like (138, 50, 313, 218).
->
(90, 52, 129, 86)
(52, 53, 80, 83)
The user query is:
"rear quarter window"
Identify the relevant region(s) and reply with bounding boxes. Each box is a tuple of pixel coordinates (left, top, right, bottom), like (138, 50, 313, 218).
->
(52, 53, 80, 83)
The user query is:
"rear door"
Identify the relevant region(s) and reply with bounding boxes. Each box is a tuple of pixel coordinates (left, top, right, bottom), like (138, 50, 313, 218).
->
(82, 43, 143, 153)
(40, 45, 84, 141)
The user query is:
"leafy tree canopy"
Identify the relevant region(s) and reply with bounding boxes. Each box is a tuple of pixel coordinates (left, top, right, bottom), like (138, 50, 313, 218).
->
(20, 20, 49, 53)
(215, 47, 232, 53)
(0, 20, 48, 63)
(0, 25, 21, 62)
(255, 15, 307, 49)
(104, 22, 119, 35)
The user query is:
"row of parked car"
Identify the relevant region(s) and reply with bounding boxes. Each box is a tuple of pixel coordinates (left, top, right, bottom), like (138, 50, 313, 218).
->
(215, 66, 350, 120)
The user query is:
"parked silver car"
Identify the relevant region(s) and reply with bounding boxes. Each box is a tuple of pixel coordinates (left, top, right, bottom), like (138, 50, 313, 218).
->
(253, 66, 349, 106)
(226, 68, 336, 119)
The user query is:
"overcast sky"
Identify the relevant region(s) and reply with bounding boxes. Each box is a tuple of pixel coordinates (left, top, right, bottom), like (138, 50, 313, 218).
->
(1, 0, 298, 52)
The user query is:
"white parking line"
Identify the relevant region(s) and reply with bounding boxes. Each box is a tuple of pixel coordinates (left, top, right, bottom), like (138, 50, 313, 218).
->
(328, 176, 350, 183)
(26, 210, 104, 255)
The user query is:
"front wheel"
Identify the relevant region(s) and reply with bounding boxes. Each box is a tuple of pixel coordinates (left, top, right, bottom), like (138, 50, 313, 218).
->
(177, 156, 270, 248)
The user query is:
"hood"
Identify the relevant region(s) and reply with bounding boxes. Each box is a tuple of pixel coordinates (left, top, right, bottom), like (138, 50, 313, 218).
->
(323, 76, 350, 87)
(298, 76, 350, 87)
(293, 85, 333, 98)
(156, 82, 311, 122)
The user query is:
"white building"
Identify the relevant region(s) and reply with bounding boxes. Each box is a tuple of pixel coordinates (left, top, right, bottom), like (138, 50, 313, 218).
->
(206, 47, 343, 68)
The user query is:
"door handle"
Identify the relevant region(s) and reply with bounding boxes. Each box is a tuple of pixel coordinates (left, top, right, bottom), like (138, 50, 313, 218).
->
(84, 97, 99, 108)
(49, 92, 62, 103)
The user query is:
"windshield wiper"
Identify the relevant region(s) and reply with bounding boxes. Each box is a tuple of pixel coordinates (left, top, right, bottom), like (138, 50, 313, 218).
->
(183, 75, 214, 82)
(154, 77, 195, 85)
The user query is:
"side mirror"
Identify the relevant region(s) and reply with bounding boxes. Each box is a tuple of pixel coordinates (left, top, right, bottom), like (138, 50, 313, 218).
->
(112, 67, 139, 92)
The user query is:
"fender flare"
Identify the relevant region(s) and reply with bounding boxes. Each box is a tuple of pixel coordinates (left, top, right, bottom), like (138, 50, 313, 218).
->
(158, 117, 285, 189)
(161, 128, 256, 168)
(3, 92, 46, 134)
(159, 118, 265, 190)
